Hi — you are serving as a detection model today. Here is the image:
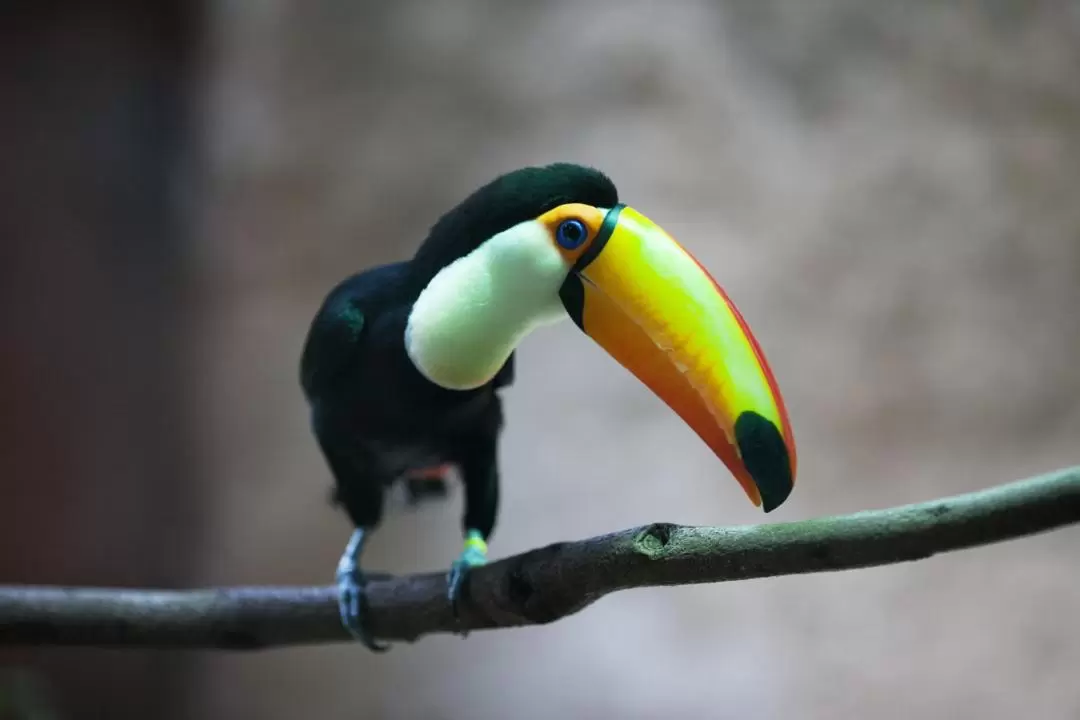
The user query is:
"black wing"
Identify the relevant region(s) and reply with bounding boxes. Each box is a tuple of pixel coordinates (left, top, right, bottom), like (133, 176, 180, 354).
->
(299, 263, 408, 400)
(300, 294, 366, 400)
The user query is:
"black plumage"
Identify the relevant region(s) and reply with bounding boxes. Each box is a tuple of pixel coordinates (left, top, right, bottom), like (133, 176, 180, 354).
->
(299, 163, 618, 649)
(301, 261, 511, 534)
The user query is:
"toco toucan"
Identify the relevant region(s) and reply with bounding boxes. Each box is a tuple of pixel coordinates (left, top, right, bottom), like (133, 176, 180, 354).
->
(300, 163, 796, 650)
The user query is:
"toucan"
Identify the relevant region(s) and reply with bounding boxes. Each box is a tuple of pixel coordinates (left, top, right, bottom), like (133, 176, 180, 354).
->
(300, 163, 796, 650)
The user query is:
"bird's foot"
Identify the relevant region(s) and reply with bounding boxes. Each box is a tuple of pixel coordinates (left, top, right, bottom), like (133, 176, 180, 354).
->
(336, 560, 389, 653)
(447, 530, 488, 635)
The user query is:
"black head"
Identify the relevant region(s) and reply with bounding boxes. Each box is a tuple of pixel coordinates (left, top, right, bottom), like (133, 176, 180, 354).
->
(409, 163, 619, 286)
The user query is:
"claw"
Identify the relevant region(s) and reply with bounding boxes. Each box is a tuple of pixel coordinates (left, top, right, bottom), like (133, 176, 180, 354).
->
(337, 563, 388, 652)
(447, 530, 488, 635)
(336, 528, 388, 652)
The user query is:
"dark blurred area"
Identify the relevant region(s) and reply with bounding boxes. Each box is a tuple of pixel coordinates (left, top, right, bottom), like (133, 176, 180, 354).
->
(1, 2, 1078, 719)
(0, 2, 205, 719)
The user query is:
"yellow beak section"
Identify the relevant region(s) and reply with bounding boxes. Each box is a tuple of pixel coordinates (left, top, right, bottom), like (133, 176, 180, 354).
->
(559, 205, 796, 511)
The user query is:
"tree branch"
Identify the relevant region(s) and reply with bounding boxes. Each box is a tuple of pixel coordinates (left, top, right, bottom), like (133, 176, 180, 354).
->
(1, 465, 1078, 650)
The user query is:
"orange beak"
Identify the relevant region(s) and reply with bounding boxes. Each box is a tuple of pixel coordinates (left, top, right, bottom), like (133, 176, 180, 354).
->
(559, 205, 796, 511)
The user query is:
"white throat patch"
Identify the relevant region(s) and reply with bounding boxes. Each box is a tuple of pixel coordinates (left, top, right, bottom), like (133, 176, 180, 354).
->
(405, 220, 570, 390)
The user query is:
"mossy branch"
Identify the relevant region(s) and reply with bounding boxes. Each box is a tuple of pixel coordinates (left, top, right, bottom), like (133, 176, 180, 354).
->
(1, 465, 1078, 650)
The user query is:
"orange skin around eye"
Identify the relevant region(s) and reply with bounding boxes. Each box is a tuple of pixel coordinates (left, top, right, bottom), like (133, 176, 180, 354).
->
(535, 203, 607, 263)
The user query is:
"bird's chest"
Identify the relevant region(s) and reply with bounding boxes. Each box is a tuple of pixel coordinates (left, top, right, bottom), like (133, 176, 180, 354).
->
(352, 384, 498, 478)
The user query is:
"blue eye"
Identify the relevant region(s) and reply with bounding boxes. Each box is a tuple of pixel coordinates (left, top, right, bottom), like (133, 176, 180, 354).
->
(555, 218, 588, 250)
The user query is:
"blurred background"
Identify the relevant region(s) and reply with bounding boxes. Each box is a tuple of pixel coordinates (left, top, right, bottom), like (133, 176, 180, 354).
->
(2, 1, 1079, 718)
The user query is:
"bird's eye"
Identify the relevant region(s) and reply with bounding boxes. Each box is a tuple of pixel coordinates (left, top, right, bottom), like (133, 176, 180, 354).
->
(555, 218, 588, 250)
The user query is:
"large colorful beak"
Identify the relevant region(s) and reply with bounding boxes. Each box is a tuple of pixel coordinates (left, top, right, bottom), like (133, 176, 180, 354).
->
(559, 205, 796, 511)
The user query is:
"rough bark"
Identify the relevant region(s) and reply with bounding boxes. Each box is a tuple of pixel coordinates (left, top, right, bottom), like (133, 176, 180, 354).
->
(1, 465, 1077, 650)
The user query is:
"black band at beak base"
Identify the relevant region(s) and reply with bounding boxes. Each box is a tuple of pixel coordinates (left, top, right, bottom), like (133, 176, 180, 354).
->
(571, 203, 624, 274)
(559, 204, 626, 331)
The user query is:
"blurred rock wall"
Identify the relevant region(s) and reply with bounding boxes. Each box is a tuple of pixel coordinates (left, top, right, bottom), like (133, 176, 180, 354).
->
(191, 2, 1080, 718)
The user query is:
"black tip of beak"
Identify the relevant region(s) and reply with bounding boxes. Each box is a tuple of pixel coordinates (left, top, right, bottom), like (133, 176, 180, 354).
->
(734, 412, 793, 512)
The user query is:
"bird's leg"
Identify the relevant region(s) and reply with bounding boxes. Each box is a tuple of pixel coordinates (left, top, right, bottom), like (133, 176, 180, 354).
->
(313, 419, 389, 650)
(336, 527, 388, 652)
(447, 528, 489, 621)
(447, 440, 498, 631)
